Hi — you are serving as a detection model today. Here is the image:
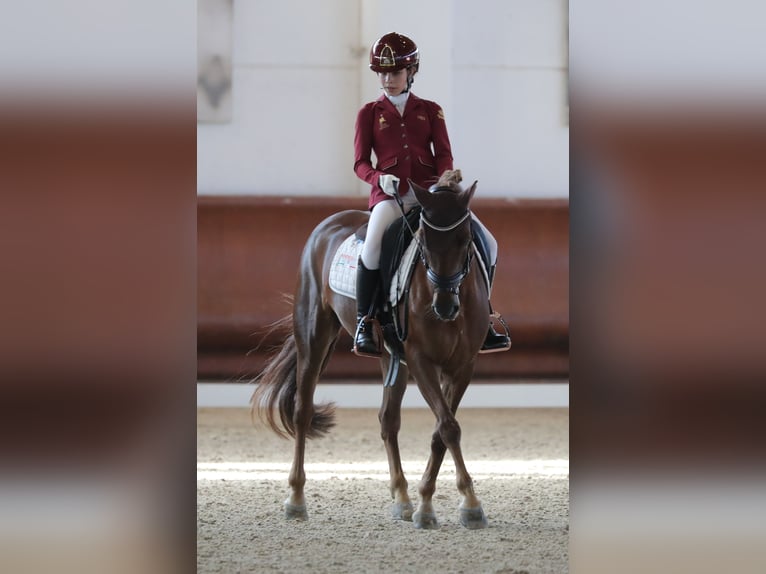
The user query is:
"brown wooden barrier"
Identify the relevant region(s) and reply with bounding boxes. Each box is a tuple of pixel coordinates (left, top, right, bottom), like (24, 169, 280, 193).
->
(198, 196, 568, 381)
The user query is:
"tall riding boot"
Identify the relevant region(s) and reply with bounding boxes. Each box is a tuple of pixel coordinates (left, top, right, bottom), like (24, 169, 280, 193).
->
(353, 258, 381, 357)
(481, 264, 511, 353)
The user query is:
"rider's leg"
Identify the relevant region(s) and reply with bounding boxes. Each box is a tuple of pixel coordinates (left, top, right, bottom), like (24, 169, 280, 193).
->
(353, 257, 382, 357)
(354, 199, 402, 357)
(471, 215, 511, 352)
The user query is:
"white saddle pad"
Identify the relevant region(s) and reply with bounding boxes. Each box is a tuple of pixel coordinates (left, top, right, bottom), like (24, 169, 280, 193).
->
(329, 232, 421, 306)
(328, 234, 364, 298)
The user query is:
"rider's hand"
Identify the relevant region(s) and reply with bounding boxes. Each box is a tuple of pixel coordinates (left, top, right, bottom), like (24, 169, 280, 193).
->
(379, 174, 400, 196)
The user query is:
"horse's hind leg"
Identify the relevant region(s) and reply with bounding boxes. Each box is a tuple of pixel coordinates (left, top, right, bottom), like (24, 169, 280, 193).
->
(378, 356, 413, 521)
(285, 299, 340, 520)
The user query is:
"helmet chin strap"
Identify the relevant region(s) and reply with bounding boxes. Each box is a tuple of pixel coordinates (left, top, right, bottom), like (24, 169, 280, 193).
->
(404, 68, 416, 92)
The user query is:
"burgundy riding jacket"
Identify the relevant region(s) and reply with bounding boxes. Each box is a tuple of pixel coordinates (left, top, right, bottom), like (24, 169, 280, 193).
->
(354, 93, 454, 210)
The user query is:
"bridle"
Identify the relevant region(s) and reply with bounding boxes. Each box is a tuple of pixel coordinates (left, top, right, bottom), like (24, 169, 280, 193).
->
(392, 183, 475, 296)
(418, 209, 474, 295)
(389, 186, 474, 343)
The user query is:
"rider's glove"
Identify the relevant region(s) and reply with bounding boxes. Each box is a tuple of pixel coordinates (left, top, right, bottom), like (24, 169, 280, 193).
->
(379, 174, 400, 197)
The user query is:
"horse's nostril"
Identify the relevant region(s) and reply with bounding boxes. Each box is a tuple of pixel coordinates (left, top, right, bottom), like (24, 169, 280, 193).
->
(433, 303, 460, 321)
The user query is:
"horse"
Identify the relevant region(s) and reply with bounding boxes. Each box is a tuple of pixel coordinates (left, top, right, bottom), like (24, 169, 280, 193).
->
(251, 172, 492, 529)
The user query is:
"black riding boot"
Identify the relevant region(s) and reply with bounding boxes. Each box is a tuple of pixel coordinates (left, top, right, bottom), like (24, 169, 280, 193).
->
(481, 265, 511, 353)
(353, 259, 381, 357)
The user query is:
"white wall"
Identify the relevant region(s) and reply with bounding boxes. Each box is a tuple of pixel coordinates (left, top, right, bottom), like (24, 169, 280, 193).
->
(451, 0, 569, 197)
(198, 381, 570, 408)
(197, 0, 569, 198)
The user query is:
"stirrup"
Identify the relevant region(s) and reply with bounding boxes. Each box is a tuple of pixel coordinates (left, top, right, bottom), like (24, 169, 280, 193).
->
(352, 316, 381, 358)
(479, 312, 511, 354)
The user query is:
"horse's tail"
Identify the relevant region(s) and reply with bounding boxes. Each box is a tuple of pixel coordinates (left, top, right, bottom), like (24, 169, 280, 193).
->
(250, 314, 336, 439)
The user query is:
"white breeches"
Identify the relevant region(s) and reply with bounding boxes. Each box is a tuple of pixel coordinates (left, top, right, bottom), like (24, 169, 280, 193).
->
(360, 193, 498, 270)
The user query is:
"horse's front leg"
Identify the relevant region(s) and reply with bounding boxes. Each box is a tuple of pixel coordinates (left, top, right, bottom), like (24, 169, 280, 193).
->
(414, 426, 446, 530)
(442, 367, 488, 529)
(378, 356, 413, 521)
(405, 360, 446, 529)
(411, 362, 488, 530)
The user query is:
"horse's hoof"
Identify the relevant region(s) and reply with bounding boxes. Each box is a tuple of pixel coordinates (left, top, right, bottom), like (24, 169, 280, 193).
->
(413, 510, 439, 530)
(392, 501, 414, 521)
(283, 500, 308, 521)
(459, 505, 488, 529)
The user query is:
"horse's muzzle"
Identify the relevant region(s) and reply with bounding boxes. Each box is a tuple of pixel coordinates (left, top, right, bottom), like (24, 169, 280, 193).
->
(432, 291, 460, 321)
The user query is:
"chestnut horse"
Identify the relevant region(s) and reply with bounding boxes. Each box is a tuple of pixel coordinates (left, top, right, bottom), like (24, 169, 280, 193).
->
(251, 175, 491, 529)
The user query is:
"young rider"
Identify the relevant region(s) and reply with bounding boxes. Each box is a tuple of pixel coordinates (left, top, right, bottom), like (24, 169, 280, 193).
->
(352, 32, 511, 357)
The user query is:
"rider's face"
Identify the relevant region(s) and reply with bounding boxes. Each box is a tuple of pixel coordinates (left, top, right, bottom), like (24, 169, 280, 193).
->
(378, 68, 409, 96)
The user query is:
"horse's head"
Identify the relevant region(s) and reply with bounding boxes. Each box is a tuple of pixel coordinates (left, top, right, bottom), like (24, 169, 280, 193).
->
(410, 175, 478, 321)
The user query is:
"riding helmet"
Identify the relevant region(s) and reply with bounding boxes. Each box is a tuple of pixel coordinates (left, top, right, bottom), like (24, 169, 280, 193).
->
(369, 32, 419, 73)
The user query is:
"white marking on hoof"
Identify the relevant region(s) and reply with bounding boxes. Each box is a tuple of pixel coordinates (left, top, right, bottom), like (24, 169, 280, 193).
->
(283, 499, 308, 521)
(413, 510, 439, 530)
(392, 501, 414, 521)
(459, 505, 488, 529)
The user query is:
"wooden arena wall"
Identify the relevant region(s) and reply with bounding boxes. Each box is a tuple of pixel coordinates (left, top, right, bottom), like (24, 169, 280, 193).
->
(198, 196, 569, 381)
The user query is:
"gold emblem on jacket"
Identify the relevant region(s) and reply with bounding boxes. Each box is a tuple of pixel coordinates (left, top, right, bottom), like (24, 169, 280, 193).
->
(378, 114, 389, 130)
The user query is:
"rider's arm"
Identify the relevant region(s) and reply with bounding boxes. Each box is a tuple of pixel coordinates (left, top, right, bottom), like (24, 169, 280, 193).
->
(429, 102, 454, 177)
(353, 104, 382, 187)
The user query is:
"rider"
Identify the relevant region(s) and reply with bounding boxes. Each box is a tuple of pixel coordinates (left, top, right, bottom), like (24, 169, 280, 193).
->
(352, 32, 511, 357)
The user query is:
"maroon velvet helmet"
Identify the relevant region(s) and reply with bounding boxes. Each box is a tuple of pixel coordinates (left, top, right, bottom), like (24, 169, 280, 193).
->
(369, 32, 420, 73)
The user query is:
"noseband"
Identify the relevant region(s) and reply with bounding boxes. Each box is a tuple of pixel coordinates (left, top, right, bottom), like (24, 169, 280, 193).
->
(419, 210, 473, 294)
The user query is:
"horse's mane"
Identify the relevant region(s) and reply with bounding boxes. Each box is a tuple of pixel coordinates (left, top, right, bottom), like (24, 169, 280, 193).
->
(436, 169, 463, 191)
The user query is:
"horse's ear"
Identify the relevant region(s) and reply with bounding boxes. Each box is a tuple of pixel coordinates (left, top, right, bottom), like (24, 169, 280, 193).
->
(460, 180, 478, 208)
(408, 179, 431, 207)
